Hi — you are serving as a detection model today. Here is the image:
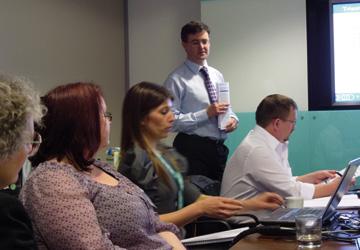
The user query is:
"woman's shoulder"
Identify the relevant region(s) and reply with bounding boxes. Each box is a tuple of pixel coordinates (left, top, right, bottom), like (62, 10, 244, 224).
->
(0, 192, 29, 220)
(160, 145, 188, 172)
(0, 192, 23, 208)
(31, 161, 79, 176)
(120, 145, 150, 167)
(94, 159, 127, 180)
(25, 161, 89, 190)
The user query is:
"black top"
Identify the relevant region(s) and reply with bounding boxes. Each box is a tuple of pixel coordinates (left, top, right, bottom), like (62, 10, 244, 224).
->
(0, 192, 38, 250)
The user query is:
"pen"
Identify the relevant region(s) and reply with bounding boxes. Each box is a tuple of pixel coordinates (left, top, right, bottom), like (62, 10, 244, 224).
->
(336, 171, 357, 187)
(278, 202, 286, 209)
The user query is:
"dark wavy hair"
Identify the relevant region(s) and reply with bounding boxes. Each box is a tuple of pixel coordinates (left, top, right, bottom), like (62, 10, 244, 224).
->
(30, 82, 104, 172)
(256, 94, 298, 128)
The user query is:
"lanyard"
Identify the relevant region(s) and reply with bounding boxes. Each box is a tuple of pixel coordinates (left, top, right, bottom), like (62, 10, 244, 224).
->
(154, 152, 184, 209)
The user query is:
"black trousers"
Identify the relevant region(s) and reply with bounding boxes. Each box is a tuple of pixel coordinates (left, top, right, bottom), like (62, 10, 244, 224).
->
(173, 133, 229, 182)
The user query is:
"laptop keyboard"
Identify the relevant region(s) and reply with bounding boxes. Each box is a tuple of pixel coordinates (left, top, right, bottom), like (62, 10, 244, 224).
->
(279, 208, 323, 220)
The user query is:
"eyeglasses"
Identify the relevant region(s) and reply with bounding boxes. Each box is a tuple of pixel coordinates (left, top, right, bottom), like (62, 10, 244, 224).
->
(103, 112, 112, 122)
(281, 118, 297, 126)
(188, 39, 209, 46)
(272, 117, 297, 126)
(27, 132, 42, 157)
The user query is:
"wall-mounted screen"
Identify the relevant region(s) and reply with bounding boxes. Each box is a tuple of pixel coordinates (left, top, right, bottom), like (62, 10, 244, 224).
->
(307, 0, 360, 110)
(330, 1, 360, 105)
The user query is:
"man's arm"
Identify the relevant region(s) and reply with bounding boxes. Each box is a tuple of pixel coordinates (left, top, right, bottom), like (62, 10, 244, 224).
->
(164, 77, 209, 132)
(296, 170, 337, 184)
(243, 147, 314, 199)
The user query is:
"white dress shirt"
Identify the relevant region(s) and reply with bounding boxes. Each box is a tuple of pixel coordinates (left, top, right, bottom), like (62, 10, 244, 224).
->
(221, 125, 315, 201)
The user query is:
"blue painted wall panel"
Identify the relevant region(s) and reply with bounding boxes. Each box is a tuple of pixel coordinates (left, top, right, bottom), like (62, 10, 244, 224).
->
(225, 111, 360, 182)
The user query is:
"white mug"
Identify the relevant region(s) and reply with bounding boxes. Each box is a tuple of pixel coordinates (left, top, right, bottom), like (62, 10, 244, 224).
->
(285, 196, 304, 209)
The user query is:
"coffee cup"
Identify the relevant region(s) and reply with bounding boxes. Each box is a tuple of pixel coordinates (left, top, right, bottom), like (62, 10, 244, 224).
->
(285, 196, 304, 209)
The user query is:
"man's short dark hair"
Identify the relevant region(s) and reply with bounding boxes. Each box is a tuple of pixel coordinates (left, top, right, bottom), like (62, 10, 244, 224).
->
(256, 94, 298, 128)
(181, 21, 210, 43)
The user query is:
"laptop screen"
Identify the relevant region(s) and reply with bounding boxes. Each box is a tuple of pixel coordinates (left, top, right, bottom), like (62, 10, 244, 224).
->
(322, 157, 360, 221)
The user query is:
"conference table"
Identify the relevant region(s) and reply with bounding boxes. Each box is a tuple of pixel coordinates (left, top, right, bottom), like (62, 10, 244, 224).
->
(229, 209, 358, 249)
(187, 233, 357, 250)
(187, 209, 359, 250)
(229, 233, 357, 250)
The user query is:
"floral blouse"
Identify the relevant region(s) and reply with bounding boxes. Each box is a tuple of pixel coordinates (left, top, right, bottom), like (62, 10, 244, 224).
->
(19, 160, 179, 250)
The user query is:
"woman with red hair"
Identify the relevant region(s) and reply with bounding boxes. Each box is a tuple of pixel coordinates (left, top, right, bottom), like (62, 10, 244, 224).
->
(20, 82, 185, 250)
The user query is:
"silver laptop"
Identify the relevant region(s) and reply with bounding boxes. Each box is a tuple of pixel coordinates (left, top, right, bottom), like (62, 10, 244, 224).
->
(259, 157, 360, 227)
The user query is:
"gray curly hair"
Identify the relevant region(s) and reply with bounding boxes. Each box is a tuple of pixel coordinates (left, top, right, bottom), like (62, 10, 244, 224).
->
(0, 75, 46, 163)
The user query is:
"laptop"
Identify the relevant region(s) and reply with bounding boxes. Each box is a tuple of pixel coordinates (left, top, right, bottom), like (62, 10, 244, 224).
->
(259, 157, 360, 228)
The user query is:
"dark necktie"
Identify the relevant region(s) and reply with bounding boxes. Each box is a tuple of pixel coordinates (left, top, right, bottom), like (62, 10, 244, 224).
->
(200, 66, 217, 103)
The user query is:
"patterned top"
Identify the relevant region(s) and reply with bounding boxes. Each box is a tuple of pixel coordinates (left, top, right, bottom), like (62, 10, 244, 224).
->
(19, 160, 179, 250)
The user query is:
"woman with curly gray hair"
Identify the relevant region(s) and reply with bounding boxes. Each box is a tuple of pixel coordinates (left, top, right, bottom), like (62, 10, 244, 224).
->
(0, 74, 45, 249)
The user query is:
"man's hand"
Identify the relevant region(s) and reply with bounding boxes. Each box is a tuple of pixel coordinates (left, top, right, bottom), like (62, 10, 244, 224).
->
(225, 117, 238, 133)
(206, 102, 230, 118)
(297, 170, 337, 184)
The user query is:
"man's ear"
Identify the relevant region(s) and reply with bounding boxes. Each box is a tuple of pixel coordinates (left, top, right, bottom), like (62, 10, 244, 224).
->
(273, 118, 281, 130)
(181, 42, 187, 51)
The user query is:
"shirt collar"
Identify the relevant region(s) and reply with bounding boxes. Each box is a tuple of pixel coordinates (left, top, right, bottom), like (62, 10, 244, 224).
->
(253, 124, 288, 151)
(184, 59, 208, 75)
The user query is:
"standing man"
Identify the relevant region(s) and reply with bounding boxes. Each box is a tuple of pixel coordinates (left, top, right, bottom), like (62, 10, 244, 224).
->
(164, 21, 238, 182)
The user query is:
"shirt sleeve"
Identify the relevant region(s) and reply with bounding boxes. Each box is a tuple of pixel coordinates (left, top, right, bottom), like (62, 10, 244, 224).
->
(246, 146, 315, 199)
(183, 179, 202, 206)
(118, 149, 158, 204)
(229, 106, 239, 122)
(164, 76, 209, 133)
(20, 167, 123, 250)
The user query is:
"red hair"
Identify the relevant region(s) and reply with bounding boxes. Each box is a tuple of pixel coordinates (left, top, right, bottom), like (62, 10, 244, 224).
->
(31, 82, 104, 172)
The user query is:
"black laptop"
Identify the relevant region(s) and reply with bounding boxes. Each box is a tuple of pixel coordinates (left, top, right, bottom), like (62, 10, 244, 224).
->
(259, 157, 360, 227)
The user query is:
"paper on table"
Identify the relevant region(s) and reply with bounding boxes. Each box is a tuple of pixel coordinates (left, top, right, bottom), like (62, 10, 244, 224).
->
(304, 194, 360, 209)
(217, 82, 231, 130)
(181, 227, 249, 246)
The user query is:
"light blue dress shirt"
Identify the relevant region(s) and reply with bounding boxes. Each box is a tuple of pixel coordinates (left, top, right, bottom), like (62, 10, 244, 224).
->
(164, 59, 238, 141)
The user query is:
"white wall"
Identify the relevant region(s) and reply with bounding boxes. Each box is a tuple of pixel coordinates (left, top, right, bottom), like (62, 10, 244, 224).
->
(202, 0, 308, 112)
(0, 0, 125, 160)
(0, 0, 309, 159)
(126, 0, 201, 145)
(126, 0, 201, 87)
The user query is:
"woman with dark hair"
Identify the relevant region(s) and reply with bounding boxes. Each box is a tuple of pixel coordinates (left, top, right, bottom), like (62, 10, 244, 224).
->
(0, 74, 44, 249)
(20, 82, 186, 250)
(118, 82, 284, 229)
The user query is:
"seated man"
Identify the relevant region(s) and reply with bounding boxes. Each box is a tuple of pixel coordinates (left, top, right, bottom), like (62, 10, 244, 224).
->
(221, 94, 342, 209)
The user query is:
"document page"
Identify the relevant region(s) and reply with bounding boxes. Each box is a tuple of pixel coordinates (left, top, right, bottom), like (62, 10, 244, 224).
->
(181, 227, 248, 246)
(304, 194, 360, 209)
(217, 82, 231, 130)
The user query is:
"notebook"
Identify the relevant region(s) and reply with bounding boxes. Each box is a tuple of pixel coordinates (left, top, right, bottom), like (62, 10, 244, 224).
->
(181, 227, 249, 246)
(259, 157, 360, 227)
